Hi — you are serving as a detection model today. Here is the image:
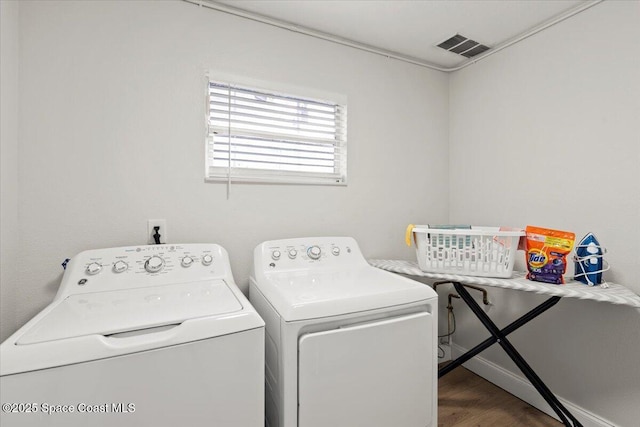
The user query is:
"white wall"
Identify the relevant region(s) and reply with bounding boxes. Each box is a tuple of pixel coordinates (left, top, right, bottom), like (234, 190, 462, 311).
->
(449, 1, 640, 425)
(1, 0, 20, 342)
(1, 0, 449, 340)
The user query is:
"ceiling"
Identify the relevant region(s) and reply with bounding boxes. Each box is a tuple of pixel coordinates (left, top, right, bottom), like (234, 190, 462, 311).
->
(211, 0, 596, 70)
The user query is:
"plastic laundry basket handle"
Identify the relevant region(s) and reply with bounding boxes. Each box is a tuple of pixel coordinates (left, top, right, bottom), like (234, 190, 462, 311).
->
(405, 224, 415, 247)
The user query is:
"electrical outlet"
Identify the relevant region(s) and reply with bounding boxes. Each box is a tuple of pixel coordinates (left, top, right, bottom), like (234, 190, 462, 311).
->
(147, 219, 167, 244)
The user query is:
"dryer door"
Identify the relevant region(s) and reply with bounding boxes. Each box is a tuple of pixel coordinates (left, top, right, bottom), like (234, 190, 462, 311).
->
(298, 312, 435, 427)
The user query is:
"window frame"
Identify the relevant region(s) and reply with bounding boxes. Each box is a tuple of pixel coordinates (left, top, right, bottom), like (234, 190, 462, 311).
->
(205, 76, 348, 186)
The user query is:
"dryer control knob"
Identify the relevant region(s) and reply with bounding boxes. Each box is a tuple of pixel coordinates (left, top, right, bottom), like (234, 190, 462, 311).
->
(86, 262, 102, 275)
(145, 255, 165, 273)
(288, 249, 298, 259)
(181, 256, 194, 268)
(202, 254, 213, 266)
(113, 260, 128, 273)
(271, 250, 282, 260)
(307, 245, 322, 260)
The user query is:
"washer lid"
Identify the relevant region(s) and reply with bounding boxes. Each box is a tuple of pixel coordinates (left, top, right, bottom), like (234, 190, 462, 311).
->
(17, 280, 242, 345)
(256, 265, 437, 321)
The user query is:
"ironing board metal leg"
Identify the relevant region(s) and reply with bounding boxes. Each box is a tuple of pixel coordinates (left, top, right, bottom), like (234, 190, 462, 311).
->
(438, 295, 561, 378)
(450, 282, 583, 427)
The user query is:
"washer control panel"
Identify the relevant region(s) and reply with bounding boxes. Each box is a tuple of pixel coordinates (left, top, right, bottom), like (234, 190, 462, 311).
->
(59, 244, 230, 297)
(259, 237, 367, 272)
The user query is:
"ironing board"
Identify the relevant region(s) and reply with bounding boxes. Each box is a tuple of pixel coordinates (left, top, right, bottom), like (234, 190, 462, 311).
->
(368, 259, 640, 427)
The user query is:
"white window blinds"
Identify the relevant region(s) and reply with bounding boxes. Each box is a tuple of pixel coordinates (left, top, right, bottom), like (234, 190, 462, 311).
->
(206, 80, 347, 185)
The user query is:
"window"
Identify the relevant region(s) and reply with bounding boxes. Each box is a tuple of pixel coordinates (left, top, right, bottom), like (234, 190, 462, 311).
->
(206, 79, 347, 185)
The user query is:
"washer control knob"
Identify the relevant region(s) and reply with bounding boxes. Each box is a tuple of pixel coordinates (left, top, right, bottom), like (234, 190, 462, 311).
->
(288, 249, 298, 259)
(201, 254, 213, 266)
(86, 262, 102, 275)
(181, 256, 194, 268)
(112, 261, 128, 273)
(307, 245, 322, 260)
(145, 255, 165, 273)
(271, 250, 282, 260)
(331, 247, 340, 256)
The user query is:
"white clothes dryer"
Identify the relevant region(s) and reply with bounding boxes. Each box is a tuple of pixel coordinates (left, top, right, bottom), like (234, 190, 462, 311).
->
(250, 237, 438, 427)
(0, 244, 264, 427)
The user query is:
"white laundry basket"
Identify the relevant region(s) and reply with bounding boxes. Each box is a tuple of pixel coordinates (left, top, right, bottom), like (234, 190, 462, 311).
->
(408, 225, 524, 278)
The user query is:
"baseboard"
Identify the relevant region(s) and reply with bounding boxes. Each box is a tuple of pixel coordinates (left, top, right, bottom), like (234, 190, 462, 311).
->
(451, 343, 616, 427)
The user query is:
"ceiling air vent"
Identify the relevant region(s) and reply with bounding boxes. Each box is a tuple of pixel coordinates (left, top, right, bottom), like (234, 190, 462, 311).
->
(437, 34, 490, 58)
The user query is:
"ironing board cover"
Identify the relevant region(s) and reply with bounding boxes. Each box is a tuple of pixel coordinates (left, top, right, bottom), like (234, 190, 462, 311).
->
(369, 259, 640, 309)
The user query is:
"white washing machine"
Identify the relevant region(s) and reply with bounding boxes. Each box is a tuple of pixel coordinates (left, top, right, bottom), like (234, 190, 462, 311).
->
(250, 237, 438, 427)
(0, 243, 264, 427)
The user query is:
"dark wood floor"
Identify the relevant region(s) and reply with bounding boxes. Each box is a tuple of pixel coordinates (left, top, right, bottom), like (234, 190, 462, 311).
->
(438, 366, 562, 427)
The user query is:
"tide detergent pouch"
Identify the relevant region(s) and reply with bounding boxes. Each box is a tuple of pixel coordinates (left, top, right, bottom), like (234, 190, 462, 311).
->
(525, 226, 575, 285)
